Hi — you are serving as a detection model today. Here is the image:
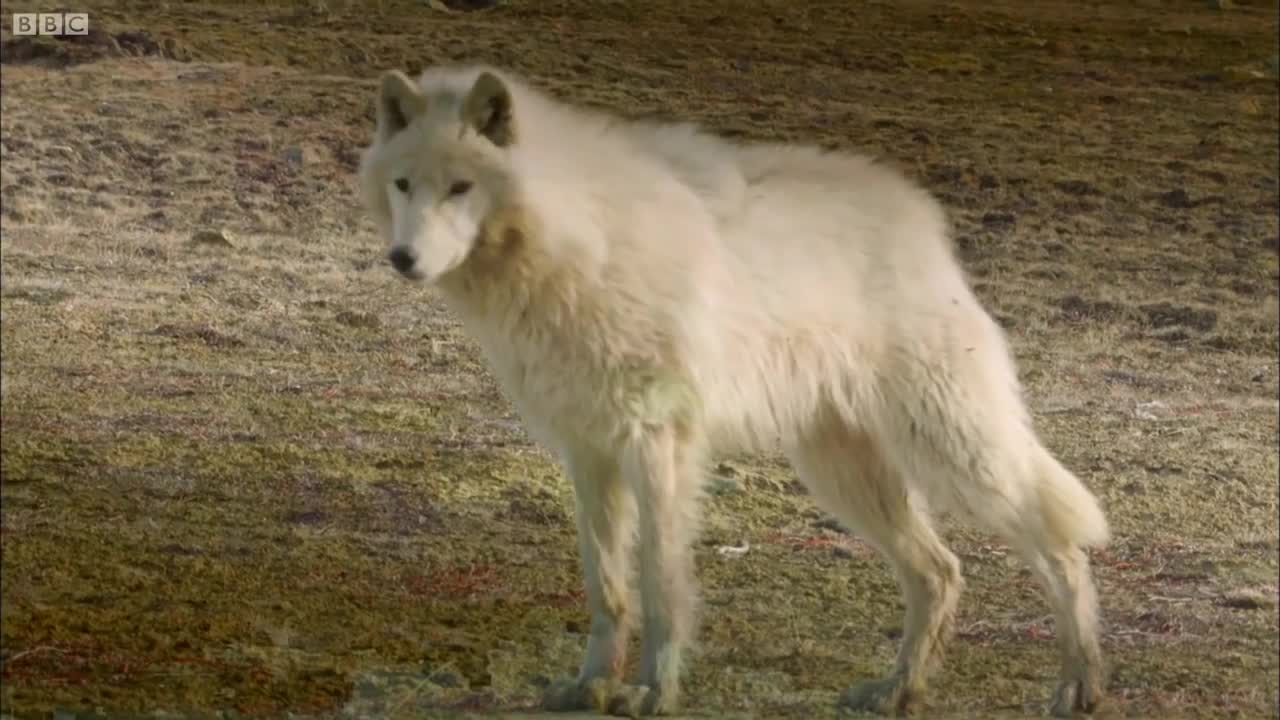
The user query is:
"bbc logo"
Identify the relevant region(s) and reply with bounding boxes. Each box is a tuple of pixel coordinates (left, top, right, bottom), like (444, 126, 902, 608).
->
(12, 13, 90, 36)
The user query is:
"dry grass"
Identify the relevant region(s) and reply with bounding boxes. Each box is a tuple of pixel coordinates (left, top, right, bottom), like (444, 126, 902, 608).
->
(1, 0, 1277, 718)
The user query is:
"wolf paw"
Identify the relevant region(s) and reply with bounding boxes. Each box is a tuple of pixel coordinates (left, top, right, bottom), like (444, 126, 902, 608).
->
(605, 682, 678, 717)
(1049, 669, 1103, 717)
(838, 675, 921, 716)
(541, 676, 615, 713)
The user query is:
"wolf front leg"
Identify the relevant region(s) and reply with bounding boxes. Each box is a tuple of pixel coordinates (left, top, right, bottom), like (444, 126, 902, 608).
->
(543, 448, 636, 713)
(607, 420, 704, 718)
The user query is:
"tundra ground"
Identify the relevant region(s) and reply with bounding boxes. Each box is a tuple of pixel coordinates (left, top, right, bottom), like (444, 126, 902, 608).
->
(1, 1, 1277, 718)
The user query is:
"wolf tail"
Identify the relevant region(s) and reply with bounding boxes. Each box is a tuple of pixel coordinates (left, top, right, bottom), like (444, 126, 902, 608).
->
(1033, 449, 1110, 549)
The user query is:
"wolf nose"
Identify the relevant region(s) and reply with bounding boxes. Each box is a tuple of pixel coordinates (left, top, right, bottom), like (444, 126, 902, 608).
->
(388, 248, 416, 274)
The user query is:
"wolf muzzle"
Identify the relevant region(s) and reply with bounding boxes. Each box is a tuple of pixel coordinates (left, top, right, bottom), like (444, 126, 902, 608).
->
(388, 247, 416, 276)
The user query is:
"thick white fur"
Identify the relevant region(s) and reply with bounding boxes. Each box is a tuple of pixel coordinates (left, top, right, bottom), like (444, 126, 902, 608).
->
(357, 63, 1110, 718)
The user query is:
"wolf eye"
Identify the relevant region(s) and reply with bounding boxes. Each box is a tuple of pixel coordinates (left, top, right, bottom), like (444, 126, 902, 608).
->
(448, 180, 473, 197)
(394, 178, 410, 193)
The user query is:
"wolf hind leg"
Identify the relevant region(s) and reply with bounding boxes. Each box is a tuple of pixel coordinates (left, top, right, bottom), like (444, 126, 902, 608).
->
(877, 363, 1109, 717)
(787, 418, 963, 716)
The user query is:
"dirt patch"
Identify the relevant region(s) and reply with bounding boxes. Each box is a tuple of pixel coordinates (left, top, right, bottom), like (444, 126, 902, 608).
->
(0, 29, 189, 68)
(1139, 301, 1220, 333)
(334, 309, 382, 330)
(149, 323, 245, 349)
(1054, 294, 1133, 324)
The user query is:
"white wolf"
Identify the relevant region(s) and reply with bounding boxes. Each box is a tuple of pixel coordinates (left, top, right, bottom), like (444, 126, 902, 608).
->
(356, 63, 1110, 718)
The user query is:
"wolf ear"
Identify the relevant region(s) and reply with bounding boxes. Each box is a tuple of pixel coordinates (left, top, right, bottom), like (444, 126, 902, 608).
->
(377, 70, 427, 140)
(462, 71, 515, 147)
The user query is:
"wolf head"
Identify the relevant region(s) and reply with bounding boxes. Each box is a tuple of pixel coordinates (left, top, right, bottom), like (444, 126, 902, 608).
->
(357, 68, 517, 283)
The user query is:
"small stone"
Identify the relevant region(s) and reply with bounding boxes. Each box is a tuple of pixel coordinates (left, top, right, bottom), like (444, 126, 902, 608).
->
(1221, 65, 1266, 83)
(1239, 97, 1263, 115)
(1054, 179, 1097, 196)
(833, 545, 855, 559)
(428, 669, 463, 688)
(813, 516, 849, 533)
(1102, 369, 1139, 385)
(981, 211, 1016, 228)
(334, 310, 381, 329)
(1134, 400, 1169, 421)
(283, 144, 322, 168)
(430, 0, 502, 10)
(190, 228, 234, 248)
(1157, 188, 1196, 209)
(707, 469, 740, 496)
(1219, 588, 1275, 610)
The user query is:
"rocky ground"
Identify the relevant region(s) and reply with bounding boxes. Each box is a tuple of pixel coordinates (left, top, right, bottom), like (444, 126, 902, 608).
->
(1, 0, 1277, 718)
